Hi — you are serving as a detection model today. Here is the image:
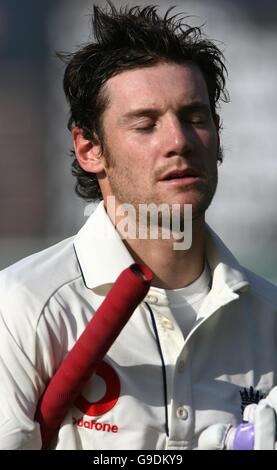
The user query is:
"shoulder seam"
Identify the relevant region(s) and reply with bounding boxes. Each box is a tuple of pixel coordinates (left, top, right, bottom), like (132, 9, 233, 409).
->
(35, 273, 83, 329)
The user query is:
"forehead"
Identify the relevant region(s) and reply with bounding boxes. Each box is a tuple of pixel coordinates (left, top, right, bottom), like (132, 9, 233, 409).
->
(104, 62, 210, 113)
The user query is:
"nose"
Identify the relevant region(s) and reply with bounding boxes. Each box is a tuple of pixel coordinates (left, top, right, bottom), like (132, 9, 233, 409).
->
(164, 115, 193, 157)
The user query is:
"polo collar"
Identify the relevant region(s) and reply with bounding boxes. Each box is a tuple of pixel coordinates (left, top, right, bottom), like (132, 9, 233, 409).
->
(205, 226, 250, 295)
(74, 201, 134, 293)
(74, 201, 250, 296)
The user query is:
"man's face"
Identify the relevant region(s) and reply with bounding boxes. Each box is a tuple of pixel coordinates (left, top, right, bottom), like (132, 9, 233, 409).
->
(99, 61, 219, 220)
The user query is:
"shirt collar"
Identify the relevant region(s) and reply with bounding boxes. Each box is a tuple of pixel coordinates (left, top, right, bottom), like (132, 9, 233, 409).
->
(74, 201, 249, 295)
(74, 201, 134, 294)
(205, 225, 250, 295)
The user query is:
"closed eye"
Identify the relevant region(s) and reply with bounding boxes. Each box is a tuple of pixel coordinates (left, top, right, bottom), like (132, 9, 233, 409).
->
(135, 124, 156, 133)
(179, 105, 211, 126)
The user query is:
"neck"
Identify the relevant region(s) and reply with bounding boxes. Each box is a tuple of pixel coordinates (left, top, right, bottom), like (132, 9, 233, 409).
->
(104, 198, 206, 289)
(123, 219, 205, 289)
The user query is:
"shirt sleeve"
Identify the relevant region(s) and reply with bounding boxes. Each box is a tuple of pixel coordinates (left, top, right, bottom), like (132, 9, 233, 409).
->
(0, 311, 43, 449)
(0, 265, 77, 450)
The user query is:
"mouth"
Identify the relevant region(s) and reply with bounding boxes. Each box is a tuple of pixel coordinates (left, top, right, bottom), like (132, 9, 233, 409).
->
(159, 168, 204, 186)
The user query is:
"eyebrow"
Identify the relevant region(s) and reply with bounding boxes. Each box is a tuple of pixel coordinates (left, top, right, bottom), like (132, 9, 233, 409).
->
(119, 102, 210, 124)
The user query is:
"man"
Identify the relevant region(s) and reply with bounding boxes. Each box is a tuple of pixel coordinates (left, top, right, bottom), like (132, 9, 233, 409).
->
(0, 3, 276, 450)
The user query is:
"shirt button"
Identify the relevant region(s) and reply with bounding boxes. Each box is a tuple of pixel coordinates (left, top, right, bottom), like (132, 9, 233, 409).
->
(146, 294, 158, 304)
(176, 406, 189, 420)
(177, 360, 186, 373)
(161, 317, 174, 330)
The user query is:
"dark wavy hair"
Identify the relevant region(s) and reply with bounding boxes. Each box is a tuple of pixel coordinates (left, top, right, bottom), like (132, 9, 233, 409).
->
(59, 2, 229, 201)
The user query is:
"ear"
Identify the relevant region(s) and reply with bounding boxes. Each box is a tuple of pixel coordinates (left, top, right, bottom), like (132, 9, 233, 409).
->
(72, 127, 105, 174)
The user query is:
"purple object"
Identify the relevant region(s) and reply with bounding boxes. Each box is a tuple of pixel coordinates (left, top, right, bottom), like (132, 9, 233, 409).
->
(232, 422, 255, 450)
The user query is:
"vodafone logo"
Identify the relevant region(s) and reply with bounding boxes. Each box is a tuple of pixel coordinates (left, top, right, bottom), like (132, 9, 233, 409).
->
(74, 360, 120, 417)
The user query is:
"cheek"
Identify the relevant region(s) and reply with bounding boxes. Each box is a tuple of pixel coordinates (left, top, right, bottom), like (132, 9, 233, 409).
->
(199, 130, 218, 157)
(201, 126, 218, 145)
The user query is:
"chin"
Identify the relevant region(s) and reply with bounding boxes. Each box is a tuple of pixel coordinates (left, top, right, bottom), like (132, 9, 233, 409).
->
(169, 193, 206, 208)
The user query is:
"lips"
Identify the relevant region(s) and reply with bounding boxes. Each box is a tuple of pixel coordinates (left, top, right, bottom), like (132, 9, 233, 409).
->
(160, 168, 202, 181)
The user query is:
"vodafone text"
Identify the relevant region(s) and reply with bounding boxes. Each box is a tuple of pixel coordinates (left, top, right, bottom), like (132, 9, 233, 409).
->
(72, 417, 118, 433)
(92, 454, 183, 466)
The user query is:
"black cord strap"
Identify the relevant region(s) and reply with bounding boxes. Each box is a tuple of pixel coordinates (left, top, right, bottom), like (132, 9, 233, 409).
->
(145, 302, 169, 437)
